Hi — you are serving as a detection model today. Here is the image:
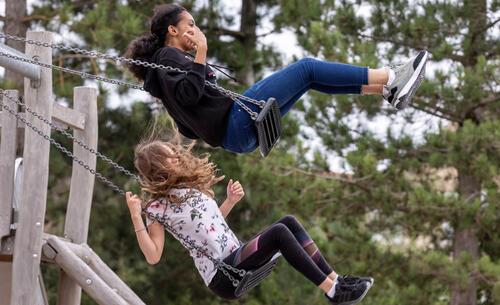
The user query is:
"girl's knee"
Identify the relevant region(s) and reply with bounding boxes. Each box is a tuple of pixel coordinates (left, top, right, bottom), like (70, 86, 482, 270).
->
(269, 223, 290, 237)
(298, 57, 316, 65)
(280, 215, 298, 225)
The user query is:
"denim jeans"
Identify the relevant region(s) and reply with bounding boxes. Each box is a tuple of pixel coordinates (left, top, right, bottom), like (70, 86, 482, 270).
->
(221, 57, 369, 153)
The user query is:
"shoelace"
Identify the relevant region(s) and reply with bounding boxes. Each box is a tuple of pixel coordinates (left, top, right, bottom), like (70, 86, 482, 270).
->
(338, 275, 362, 285)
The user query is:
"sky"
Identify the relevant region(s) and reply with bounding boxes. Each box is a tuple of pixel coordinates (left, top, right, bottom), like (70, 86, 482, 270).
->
(0, 0, 475, 171)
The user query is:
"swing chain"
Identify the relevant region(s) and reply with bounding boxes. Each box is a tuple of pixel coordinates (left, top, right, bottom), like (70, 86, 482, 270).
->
(145, 211, 246, 286)
(0, 51, 145, 91)
(0, 88, 140, 181)
(0, 92, 125, 195)
(0, 33, 264, 118)
(1, 89, 247, 284)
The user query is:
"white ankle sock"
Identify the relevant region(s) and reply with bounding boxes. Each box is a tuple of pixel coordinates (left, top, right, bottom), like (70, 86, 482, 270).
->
(386, 67, 395, 86)
(383, 85, 390, 97)
(327, 277, 339, 298)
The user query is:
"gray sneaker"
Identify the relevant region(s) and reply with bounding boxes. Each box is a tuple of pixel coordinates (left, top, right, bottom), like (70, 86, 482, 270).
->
(384, 50, 429, 110)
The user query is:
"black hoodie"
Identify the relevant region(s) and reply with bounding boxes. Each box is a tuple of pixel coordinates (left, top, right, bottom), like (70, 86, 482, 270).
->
(143, 46, 233, 147)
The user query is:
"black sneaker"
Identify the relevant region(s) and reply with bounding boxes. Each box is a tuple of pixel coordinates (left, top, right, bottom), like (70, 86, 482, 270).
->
(326, 280, 372, 305)
(337, 275, 374, 286)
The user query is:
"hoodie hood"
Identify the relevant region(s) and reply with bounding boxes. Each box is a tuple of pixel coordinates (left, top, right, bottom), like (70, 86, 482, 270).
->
(143, 48, 164, 99)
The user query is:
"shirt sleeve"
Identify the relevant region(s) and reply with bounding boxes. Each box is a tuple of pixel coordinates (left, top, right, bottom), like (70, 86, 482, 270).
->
(146, 216, 156, 227)
(157, 55, 207, 106)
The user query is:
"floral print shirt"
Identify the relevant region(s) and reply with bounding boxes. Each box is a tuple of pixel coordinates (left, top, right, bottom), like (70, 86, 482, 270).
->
(145, 188, 241, 286)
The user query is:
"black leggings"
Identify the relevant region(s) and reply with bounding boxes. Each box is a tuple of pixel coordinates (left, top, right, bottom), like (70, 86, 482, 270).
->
(208, 215, 334, 299)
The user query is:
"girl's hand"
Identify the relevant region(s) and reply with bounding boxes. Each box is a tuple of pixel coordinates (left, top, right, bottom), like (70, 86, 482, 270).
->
(183, 26, 207, 51)
(125, 192, 143, 217)
(226, 179, 244, 205)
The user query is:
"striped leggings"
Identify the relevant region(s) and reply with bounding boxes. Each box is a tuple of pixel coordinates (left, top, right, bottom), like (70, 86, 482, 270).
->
(208, 215, 334, 299)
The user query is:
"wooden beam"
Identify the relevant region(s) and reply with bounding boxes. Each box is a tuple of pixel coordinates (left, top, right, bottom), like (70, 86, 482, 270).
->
(0, 90, 18, 246)
(58, 86, 98, 305)
(45, 237, 129, 305)
(80, 244, 146, 305)
(0, 103, 85, 130)
(10, 31, 53, 305)
(53, 103, 86, 130)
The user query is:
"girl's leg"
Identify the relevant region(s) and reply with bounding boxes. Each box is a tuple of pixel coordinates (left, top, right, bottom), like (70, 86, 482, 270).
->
(275, 215, 337, 279)
(229, 223, 334, 293)
(242, 58, 390, 116)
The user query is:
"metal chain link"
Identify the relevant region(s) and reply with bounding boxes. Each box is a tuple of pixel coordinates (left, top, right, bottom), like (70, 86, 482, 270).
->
(0, 51, 145, 91)
(0, 91, 247, 283)
(144, 211, 245, 286)
(0, 32, 264, 118)
(0, 89, 140, 181)
(0, 95, 125, 195)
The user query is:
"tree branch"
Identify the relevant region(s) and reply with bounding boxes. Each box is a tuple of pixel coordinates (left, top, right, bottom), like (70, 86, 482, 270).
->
(358, 33, 465, 64)
(199, 26, 246, 40)
(409, 103, 461, 123)
(463, 95, 500, 118)
(22, 15, 55, 22)
(276, 165, 374, 193)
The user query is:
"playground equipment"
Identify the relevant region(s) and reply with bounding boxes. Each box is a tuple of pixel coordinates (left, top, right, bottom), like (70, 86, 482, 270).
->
(0, 31, 145, 305)
(0, 30, 283, 304)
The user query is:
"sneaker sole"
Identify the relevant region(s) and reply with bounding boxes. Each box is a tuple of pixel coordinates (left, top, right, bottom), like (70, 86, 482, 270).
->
(342, 280, 374, 305)
(394, 50, 429, 110)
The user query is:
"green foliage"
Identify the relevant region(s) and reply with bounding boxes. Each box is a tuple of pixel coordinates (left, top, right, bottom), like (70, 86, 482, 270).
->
(4, 0, 498, 305)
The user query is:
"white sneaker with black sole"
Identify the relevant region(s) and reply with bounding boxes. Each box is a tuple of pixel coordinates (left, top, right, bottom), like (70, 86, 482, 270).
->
(384, 50, 429, 110)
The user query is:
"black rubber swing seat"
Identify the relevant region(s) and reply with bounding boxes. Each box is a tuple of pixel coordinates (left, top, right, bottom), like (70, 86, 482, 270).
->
(255, 98, 282, 157)
(234, 252, 281, 298)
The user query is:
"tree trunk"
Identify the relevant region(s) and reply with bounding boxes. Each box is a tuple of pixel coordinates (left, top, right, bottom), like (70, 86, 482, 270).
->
(4, 0, 28, 153)
(451, 174, 480, 305)
(238, 0, 257, 86)
(449, 2, 487, 304)
(4, 0, 28, 90)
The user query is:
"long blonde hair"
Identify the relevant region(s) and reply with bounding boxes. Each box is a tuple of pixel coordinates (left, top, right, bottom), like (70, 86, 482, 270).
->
(134, 122, 223, 202)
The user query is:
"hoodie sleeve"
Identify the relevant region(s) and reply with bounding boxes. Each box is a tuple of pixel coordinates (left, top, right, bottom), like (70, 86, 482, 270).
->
(156, 49, 206, 106)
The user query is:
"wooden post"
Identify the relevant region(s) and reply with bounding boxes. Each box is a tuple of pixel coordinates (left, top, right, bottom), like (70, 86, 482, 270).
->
(66, 243, 146, 305)
(10, 31, 53, 305)
(0, 90, 19, 246)
(45, 237, 129, 305)
(57, 86, 98, 305)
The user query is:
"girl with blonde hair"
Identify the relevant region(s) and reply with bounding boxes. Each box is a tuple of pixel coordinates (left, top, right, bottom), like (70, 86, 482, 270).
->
(125, 131, 374, 304)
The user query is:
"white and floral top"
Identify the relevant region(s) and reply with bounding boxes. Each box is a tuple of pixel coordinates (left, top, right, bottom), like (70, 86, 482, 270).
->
(145, 188, 241, 286)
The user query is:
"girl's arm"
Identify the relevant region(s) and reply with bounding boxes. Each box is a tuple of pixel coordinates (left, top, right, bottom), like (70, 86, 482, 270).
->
(219, 179, 244, 218)
(126, 192, 165, 265)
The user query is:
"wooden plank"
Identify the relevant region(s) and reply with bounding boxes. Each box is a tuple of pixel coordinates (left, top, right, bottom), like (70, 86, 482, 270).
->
(56, 242, 145, 305)
(53, 103, 86, 130)
(0, 111, 25, 128)
(0, 262, 13, 305)
(77, 244, 145, 305)
(8, 104, 86, 130)
(0, 90, 18, 246)
(0, 262, 46, 305)
(0, 104, 85, 130)
(58, 86, 98, 305)
(10, 31, 53, 305)
(45, 237, 129, 305)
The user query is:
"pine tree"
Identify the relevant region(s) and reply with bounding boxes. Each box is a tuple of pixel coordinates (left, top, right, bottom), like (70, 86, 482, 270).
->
(276, 1, 500, 305)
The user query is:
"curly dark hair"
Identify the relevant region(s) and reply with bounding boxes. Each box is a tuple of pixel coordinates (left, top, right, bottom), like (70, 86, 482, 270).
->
(124, 3, 186, 80)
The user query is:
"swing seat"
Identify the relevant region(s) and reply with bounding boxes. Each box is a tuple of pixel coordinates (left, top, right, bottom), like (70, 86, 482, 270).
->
(255, 98, 281, 157)
(234, 252, 281, 298)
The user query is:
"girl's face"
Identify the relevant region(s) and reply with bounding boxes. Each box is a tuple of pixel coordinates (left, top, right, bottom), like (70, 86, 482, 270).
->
(169, 11, 197, 51)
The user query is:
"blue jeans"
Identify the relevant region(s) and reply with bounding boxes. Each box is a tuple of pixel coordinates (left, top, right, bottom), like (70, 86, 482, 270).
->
(222, 57, 369, 153)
